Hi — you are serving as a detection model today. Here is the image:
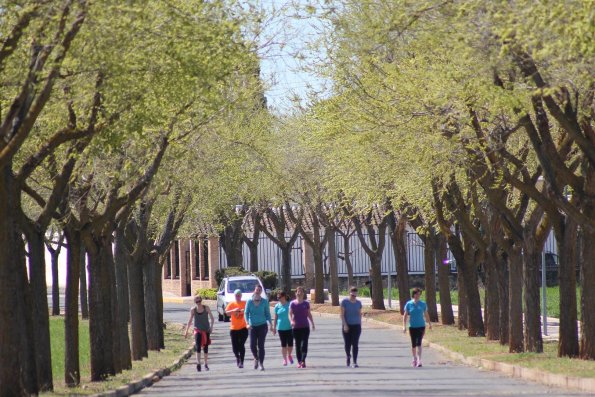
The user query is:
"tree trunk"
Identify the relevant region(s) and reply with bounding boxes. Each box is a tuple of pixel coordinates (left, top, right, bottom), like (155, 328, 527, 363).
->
(86, 236, 116, 380)
(423, 233, 438, 322)
(328, 230, 340, 306)
(508, 244, 524, 353)
(313, 246, 325, 303)
(50, 243, 61, 316)
(144, 254, 160, 351)
(280, 246, 292, 293)
(114, 227, 132, 370)
(222, 220, 244, 267)
(25, 229, 54, 391)
(370, 256, 385, 310)
(436, 234, 454, 325)
(461, 234, 484, 337)
(80, 248, 89, 319)
(496, 250, 509, 345)
(555, 218, 579, 358)
(63, 226, 82, 386)
(523, 234, 543, 352)
(129, 250, 148, 360)
(247, 241, 259, 273)
(0, 168, 34, 396)
(580, 220, 595, 359)
(342, 234, 354, 288)
(484, 246, 500, 341)
(156, 264, 165, 349)
(392, 218, 410, 314)
(446, 232, 467, 330)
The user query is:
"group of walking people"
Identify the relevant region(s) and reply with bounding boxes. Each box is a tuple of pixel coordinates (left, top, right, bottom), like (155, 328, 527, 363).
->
(185, 284, 431, 371)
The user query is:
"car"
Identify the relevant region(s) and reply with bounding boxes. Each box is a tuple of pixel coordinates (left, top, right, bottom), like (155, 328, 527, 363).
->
(216, 275, 269, 322)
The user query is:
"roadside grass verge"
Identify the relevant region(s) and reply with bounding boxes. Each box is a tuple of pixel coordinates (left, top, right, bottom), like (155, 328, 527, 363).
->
(310, 303, 595, 379)
(44, 317, 191, 396)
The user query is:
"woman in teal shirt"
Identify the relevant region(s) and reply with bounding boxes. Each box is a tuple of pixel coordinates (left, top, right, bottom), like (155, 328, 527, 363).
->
(403, 287, 432, 367)
(272, 291, 294, 366)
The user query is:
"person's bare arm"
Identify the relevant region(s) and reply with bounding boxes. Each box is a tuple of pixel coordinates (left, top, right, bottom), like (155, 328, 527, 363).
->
(184, 308, 195, 338)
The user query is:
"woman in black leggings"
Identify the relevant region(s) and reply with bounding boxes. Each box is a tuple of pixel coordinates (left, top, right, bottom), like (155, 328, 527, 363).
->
(289, 286, 315, 368)
(341, 286, 363, 367)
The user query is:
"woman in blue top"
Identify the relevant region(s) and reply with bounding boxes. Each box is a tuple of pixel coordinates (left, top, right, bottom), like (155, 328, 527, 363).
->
(272, 291, 294, 366)
(244, 284, 272, 371)
(341, 286, 363, 368)
(403, 287, 432, 367)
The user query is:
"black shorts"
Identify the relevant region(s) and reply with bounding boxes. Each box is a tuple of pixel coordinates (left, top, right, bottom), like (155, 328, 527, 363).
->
(409, 326, 425, 348)
(278, 329, 293, 347)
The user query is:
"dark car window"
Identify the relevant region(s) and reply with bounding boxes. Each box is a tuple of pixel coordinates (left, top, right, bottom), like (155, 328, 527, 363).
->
(227, 279, 260, 293)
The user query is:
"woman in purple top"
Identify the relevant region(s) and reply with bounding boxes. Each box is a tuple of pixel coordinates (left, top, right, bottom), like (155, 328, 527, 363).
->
(289, 286, 315, 368)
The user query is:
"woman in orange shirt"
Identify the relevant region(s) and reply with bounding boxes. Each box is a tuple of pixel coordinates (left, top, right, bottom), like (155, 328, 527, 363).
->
(225, 289, 248, 368)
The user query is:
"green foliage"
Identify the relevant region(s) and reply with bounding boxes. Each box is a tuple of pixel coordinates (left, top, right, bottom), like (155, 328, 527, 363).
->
(194, 288, 218, 300)
(253, 270, 278, 290)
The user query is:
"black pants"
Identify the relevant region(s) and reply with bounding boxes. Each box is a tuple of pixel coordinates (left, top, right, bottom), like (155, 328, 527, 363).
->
(278, 329, 293, 347)
(249, 324, 268, 364)
(230, 328, 248, 362)
(409, 326, 426, 347)
(293, 327, 310, 364)
(342, 324, 361, 363)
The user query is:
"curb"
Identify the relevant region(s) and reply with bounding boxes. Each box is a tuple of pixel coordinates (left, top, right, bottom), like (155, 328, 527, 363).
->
(90, 345, 195, 397)
(311, 309, 595, 394)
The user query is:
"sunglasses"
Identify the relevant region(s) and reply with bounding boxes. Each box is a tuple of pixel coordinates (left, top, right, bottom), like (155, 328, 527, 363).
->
(195, 300, 202, 303)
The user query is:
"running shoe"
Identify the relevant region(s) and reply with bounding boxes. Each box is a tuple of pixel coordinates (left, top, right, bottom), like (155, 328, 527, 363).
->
(301, 361, 307, 368)
(412, 358, 417, 368)
(346, 356, 351, 367)
(260, 363, 265, 371)
(417, 361, 423, 368)
(204, 364, 209, 371)
(254, 359, 259, 370)
(297, 362, 303, 368)
(288, 355, 294, 364)
(196, 363, 201, 372)
(352, 363, 359, 368)
(283, 359, 288, 366)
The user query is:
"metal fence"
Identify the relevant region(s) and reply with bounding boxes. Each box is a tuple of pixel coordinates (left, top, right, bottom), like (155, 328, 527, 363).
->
(219, 230, 460, 277)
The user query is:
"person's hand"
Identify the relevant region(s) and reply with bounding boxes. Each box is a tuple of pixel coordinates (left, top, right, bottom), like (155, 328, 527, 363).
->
(311, 324, 315, 331)
(403, 327, 407, 334)
(343, 324, 349, 333)
(247, 324, 252, 330)
(209, 326, 213, 334)
(290, 320, 295, 328)
(429, 323, 432, 330)
(272, 327, 276, 335)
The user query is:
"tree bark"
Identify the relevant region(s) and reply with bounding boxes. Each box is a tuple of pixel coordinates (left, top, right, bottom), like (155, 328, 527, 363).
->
(80, 248, 89, 319)
(555, 217, 579, 358)
(221, 218, 244, 267)
(86, 235, 116, 380)
(46, 232, 64, 316)
(63, 226, 82, 386)
(129, 249, 148, 360)
(508, 244, 524, 353)
(423, 232, 438, 322)
(436, 234, 454, 325)
(114, 225, 132, 370)
(580, 220, 595, 359)
(496, 249, 509, 345)
(24, 227, 54, 391)
(0, 167, 34, 396)
(523, 233, 543, 352)
(144, 254, 161, 351)
(390, 215, 409, 315)
(280, 246, 292, 293)
(461, 232, 484, 337)
(483, 245, 500, 341)
(369, 255, 385, 310)
(340, 232, 354, 288)
(328, 230, 340, 306)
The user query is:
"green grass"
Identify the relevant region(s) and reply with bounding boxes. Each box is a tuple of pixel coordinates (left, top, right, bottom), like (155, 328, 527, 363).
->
(45, 317, 192, 395)
(427, 324, 595, 379)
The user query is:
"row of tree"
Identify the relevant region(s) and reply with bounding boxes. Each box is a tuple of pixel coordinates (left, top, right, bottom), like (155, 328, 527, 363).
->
(0, 1, 269, 395)
(293, 0, 594, 361)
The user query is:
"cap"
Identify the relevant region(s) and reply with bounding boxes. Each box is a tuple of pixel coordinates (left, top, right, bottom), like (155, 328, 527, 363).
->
(234, 289, 242, 295)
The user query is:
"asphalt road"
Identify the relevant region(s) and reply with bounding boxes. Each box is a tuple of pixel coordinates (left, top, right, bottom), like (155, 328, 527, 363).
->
(141, 302, 585, 397)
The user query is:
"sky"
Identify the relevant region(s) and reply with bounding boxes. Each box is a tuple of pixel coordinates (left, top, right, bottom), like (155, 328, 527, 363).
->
(257, 0, 330, 113)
